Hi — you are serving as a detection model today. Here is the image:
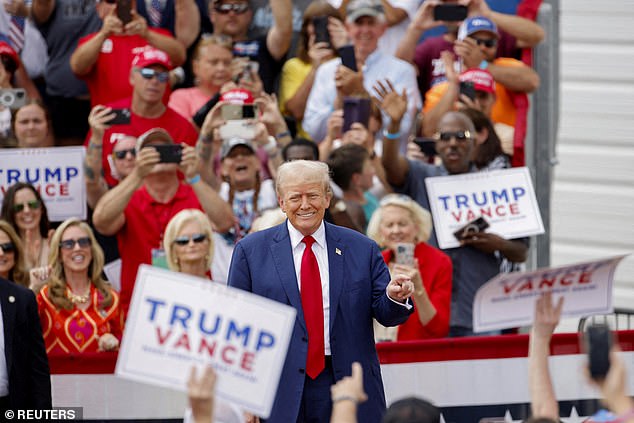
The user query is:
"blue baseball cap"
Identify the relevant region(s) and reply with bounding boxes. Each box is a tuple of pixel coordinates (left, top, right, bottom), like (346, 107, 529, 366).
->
(460, 16, 499, 39)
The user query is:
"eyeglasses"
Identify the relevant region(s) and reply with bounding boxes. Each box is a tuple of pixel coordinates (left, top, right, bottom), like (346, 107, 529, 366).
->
(113, 148, 137, 160)
(214, 3, 250, 14)
(13, 199, 42, 213)
(173, 233, 208, 246)
(60, 237, 92, 250)
(437, 130, 472, 143)
(137, 68, 170, 83)
(0, 242, 15, 253)
(470, 37, 497, 48)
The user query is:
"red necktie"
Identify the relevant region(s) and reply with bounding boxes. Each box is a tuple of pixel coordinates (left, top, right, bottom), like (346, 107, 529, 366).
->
(300, 236, 325, 379)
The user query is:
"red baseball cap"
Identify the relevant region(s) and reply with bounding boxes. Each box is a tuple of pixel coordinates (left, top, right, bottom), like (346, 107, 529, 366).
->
(0, 42, 20, 69)
(219, 88, 255, 105)
(459, 69, 495, 94)
(131, 47, 172, 70)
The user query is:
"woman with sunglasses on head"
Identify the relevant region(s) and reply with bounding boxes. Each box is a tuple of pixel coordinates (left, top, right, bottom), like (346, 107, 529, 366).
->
(0, 220, 29, 287)
(367, 194, 452, 341)
(0, 182, 51, 273)
(163, 209, 215, 279)
(35, 218, 122, 353)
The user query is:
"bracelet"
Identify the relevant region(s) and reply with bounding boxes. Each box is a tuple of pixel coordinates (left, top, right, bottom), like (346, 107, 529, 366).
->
(186, 174, 201, 185)
(332, 395, 358, 404)
(479, 60, 489, 70)
(383, 130, 401, 140)
(275, 130, 291, 140)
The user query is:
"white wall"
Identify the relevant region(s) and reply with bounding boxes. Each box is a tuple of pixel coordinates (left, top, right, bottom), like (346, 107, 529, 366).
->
(553, 0, 634, 320)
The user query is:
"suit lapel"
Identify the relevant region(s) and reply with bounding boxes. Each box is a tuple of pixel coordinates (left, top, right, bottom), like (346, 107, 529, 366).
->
(325, 223, 344, 332)
(270, 224, 306, 333)
(0, 281, 15, 373)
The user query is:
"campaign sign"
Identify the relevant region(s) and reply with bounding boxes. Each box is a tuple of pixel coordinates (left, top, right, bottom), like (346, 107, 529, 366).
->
(425, 167, 544, 249)
(473, 255, 628, 333)
(0, 147, 86, 221)
(116, 265, 296, 418)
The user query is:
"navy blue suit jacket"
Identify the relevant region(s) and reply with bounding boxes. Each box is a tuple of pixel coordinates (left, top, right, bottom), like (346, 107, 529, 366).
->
(0, 278, 51, 409)
(227, 221, 412, 423)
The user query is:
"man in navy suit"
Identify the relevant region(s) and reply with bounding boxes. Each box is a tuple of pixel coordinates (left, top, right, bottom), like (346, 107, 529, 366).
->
(228, 160, 414, 423)
(0, 277, 51, 411)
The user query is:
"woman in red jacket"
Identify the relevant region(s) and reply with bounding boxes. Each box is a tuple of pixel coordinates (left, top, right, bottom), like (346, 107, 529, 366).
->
(367, 194, 453, 340)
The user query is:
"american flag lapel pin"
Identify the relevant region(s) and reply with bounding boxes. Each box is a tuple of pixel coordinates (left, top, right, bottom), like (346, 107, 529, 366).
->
(335, 248, 342, 255)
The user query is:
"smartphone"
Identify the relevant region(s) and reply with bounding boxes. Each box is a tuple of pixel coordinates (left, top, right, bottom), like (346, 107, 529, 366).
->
(453, 216, 490, 241)
(338, 45, 357, 72)
(585, 323, 612, 381)
(413, 137, 437, 160)
(116, 0, 133, 24)
(342, 97, 371, 132)
(219, 120, 256, 141)
(459, 81, 476, 102)
(313, 16, 331, 47)
(433, 4, 468, 21)
(153, 144, 183, 163)
(107, 108, 131, 125)
(221, 104, 258, 121)
(233, 60, 259, 84)
(394, 243, 415, 266)
(0, 88, 26, 109)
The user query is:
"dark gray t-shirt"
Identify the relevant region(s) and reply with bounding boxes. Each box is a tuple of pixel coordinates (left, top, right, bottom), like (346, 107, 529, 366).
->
(35, 0, 101, 97)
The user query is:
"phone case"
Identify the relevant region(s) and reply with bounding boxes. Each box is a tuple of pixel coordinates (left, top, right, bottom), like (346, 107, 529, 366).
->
(453, 217, 490, 241)
(338, 45, 357, 72)
(342, 97, 371, 132)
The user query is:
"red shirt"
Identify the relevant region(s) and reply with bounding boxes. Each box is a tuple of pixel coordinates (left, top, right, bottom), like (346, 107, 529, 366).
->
(382, 242, 453, 340)
(118, 183, 203, 313)
(85, 97, 199, 187)
(77, 29, 172, 107)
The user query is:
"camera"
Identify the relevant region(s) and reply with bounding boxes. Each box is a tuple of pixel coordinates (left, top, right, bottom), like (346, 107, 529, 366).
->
(0, 88, 26, 109)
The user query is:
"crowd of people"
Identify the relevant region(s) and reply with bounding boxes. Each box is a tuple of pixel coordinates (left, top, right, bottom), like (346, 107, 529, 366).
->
(0, 0, 629, 421)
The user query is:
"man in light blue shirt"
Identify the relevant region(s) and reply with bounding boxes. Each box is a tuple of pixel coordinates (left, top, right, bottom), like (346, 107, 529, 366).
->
(302, 0, 421, 153)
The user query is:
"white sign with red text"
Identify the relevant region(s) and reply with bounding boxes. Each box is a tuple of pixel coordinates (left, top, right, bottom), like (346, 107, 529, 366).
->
(473, 255, 628, 332)
(0, 147, 86, 221)
(425, 167, 544, 249)
(116, 265, 296, 418)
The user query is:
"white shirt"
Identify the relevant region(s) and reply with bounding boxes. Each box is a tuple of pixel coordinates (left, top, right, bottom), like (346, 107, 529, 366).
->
(287, 220, 332, 355)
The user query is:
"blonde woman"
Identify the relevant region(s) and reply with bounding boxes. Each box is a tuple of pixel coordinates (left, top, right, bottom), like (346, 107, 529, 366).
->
(0, 220, 29, 287)
(36, 218, 122, 353)
(367, 194, 452, 340)
(163, 209, 214, 279)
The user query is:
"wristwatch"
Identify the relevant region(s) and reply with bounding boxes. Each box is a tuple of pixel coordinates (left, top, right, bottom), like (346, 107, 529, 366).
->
(333, 200, 347, 213)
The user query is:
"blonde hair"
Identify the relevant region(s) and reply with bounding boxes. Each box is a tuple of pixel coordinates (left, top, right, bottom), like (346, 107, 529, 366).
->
(250, 208, 286, 233)
(163, 209, 214, 272)
(276, 160, 331, 197)
(46, 218, 112, 310)
(0, 220, 28, 287)
(366, 194, 432, 246)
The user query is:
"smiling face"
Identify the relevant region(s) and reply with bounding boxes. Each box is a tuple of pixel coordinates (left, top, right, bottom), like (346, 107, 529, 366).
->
(278, 180, 331, 237)
(222, 145, 259, 189)
(0, 229, 15, 279)
(13, 187, 42, 234)
(346, 15, 386, 59)
(14, 103, 49, 148)
(378, 205, 417, 251)
(59, 225, 92, 274)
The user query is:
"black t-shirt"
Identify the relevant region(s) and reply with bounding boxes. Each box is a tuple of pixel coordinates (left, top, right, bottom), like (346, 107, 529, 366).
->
(233, 36, 284, 94)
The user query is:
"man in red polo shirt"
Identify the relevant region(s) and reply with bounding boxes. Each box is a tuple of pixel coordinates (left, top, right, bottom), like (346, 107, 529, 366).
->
(92, 128, 234, 315)
(85, 48, 199, 187)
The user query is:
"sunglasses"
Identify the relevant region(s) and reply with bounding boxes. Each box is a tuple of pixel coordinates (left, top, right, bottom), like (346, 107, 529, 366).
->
(0, 242, 15, 253)
(214, 3, 250, 14)
(113, 148, 137, 160)
(470, 37, 497, 48)
(101, 0, 116, 3)
(137, 68, 170, 83)
(60, 237, 92, 250)
(13, 199, 42, 213)
(173, 233, 208, 246)
(437, 130, 472, 142)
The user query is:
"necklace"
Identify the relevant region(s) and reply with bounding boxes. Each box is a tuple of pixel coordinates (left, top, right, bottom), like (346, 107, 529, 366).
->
(66, 287, 90, 304)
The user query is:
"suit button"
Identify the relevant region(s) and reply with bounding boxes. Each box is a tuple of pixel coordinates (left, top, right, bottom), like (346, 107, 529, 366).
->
(299, 368, 305, 374)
